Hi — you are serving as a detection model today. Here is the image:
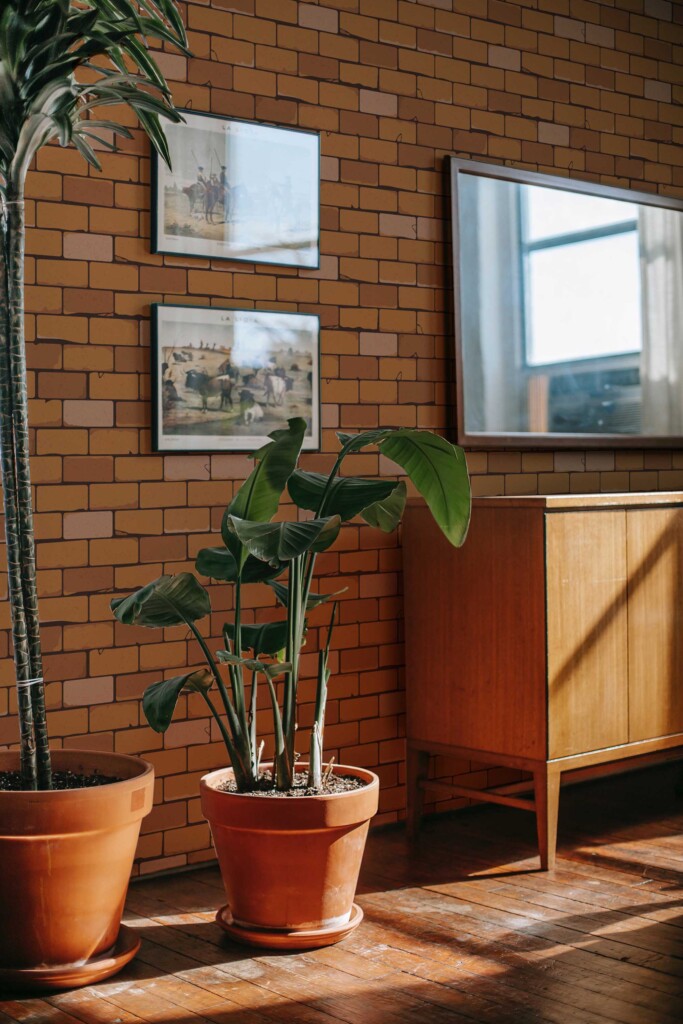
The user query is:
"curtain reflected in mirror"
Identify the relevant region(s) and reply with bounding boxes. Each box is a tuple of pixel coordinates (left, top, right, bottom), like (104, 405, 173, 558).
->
(453, 160, 683, 446)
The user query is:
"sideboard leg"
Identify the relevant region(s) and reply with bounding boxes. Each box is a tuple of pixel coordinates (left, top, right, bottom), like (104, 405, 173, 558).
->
(406, 746, 430, 840)
(534, 767, 561, 870)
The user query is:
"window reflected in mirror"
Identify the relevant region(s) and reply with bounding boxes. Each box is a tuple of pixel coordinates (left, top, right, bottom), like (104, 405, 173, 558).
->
(453, 161, 683, 446)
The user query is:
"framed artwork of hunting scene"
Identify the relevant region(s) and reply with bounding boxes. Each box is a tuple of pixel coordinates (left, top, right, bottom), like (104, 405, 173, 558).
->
(152, 111, 320, 268)
(151, 304, 321, 453)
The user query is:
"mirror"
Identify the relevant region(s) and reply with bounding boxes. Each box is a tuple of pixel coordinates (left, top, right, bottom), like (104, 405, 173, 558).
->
(451, 159, 683, 448)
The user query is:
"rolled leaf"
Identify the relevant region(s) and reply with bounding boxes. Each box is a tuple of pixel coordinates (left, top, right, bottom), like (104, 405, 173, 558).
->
(224, 620, 289, 657)
(361, 480, 407, 532)
(216, 651, 292, 678)
(111, 573, 210, 627)
(222, 417, 307, 556)
(226, 515, 342, 566)
(143, 668, 213, 733)
(336, 429, 390, 453)
(269, 579, 346, 610)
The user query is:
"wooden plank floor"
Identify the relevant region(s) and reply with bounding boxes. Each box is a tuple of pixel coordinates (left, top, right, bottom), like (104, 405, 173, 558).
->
(3, 762, 683, 1023)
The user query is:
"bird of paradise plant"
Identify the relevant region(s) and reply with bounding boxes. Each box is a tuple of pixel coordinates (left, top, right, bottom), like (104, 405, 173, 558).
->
(113, 418, 471, 792)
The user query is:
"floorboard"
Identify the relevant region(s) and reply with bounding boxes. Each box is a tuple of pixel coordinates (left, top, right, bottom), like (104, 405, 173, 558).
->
(3, 762, 683, 1023)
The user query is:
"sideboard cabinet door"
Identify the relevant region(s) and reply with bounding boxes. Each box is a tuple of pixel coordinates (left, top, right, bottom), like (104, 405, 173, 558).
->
(627, 507, 683, 743)
(403, 504, 547, 760)
(546, 510, 629, 758)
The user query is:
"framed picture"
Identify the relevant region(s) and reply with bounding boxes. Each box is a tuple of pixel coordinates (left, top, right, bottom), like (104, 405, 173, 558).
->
(151, 304, 321, 453)
(152, 111, 320, 268)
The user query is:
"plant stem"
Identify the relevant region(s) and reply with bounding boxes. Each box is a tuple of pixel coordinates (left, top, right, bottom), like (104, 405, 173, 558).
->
(1, 189, 52, 788)
(7, 191, 51, 789)
(249, 669, 258, 776)
(282, 554, 304, 787)
(0, 197, 36, 788)
(300, 444, 352, 788)
(266, 671, 289, 785)
(201, 690, 243, 776)
(301, 444, 349, 612)
(308, 602, 337, 788)
(232, 576, 247, 726)
(184, 616, 252, 785)
(156, 584, 252, 787)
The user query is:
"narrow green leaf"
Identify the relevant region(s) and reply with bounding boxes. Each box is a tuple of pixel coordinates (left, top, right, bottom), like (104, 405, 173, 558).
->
(125, 34, 167, 91)
(134, 106, 172, 166)
(70, 132, 102, 171)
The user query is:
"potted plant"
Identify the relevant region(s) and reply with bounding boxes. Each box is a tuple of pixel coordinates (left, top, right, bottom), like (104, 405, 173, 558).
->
(0, 0, 186, 990)
(113, 417, 471, 949)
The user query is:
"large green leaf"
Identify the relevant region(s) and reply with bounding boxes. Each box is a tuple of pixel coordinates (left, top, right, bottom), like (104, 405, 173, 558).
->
(222, 418, 307, 552)
(195, 546, 283, 584)
(143, 668, 213, 733)
(288, 470, 398, 521)
(226, 515, 342, 567)
(331, 429, 470, 543)
(361, 480, 407, 532)
(111, 573, 210, 627)
(269, 580, 346, 610)
(379, 431, 471, 546)
(223, 620, 289, 657)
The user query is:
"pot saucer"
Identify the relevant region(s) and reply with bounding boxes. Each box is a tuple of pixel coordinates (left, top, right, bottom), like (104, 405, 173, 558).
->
(0, 924, 140, 992)
(216, 903, 363, 950)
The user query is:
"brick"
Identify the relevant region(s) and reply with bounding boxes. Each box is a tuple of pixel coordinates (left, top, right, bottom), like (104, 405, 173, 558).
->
(1, 0, 673, 875)
(63, 512, 113, 540)
(63, 399, 114, 428)
(64, 676, 114, 707)
(63, 233, 113, 262)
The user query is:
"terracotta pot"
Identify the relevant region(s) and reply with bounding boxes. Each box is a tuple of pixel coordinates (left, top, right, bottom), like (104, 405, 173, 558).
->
(200, 762, 379, 949)
(0, 748, 153, 976)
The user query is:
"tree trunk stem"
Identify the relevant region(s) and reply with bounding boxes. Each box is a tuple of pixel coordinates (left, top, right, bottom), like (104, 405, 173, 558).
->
(1, 188, 51, 789)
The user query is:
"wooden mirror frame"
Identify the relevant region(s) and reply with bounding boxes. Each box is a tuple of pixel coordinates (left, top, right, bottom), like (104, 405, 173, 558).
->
(450, 157, 683, 449)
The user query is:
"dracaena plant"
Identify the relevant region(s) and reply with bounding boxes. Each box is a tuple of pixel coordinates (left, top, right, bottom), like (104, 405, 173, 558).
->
(112, 418, 471, 793)
(0, 0, 187, 789)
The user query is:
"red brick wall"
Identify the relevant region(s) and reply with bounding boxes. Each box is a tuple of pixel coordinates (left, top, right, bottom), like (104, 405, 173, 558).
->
(1, 0, 682, 874)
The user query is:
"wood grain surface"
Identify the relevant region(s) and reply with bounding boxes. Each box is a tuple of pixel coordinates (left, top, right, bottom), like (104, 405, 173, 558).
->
(4, 762, 683, 1024)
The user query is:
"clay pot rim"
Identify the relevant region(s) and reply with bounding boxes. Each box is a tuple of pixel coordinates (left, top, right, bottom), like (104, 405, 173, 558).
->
(0, 748, 153, 799)
(201, 761, 379, 802)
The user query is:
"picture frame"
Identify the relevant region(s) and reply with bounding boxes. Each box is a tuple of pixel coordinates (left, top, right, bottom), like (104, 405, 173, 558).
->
(151, 304, 321, 453)
(152, 111, 320, 268)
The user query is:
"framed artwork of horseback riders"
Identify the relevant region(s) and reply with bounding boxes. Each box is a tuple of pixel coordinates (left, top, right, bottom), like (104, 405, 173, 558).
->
(152, 111, 320, 268)
(151, 303, 321, 453)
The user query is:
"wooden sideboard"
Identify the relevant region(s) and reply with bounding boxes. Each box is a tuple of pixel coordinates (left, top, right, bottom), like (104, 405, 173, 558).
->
(403, 492, 683, 869)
